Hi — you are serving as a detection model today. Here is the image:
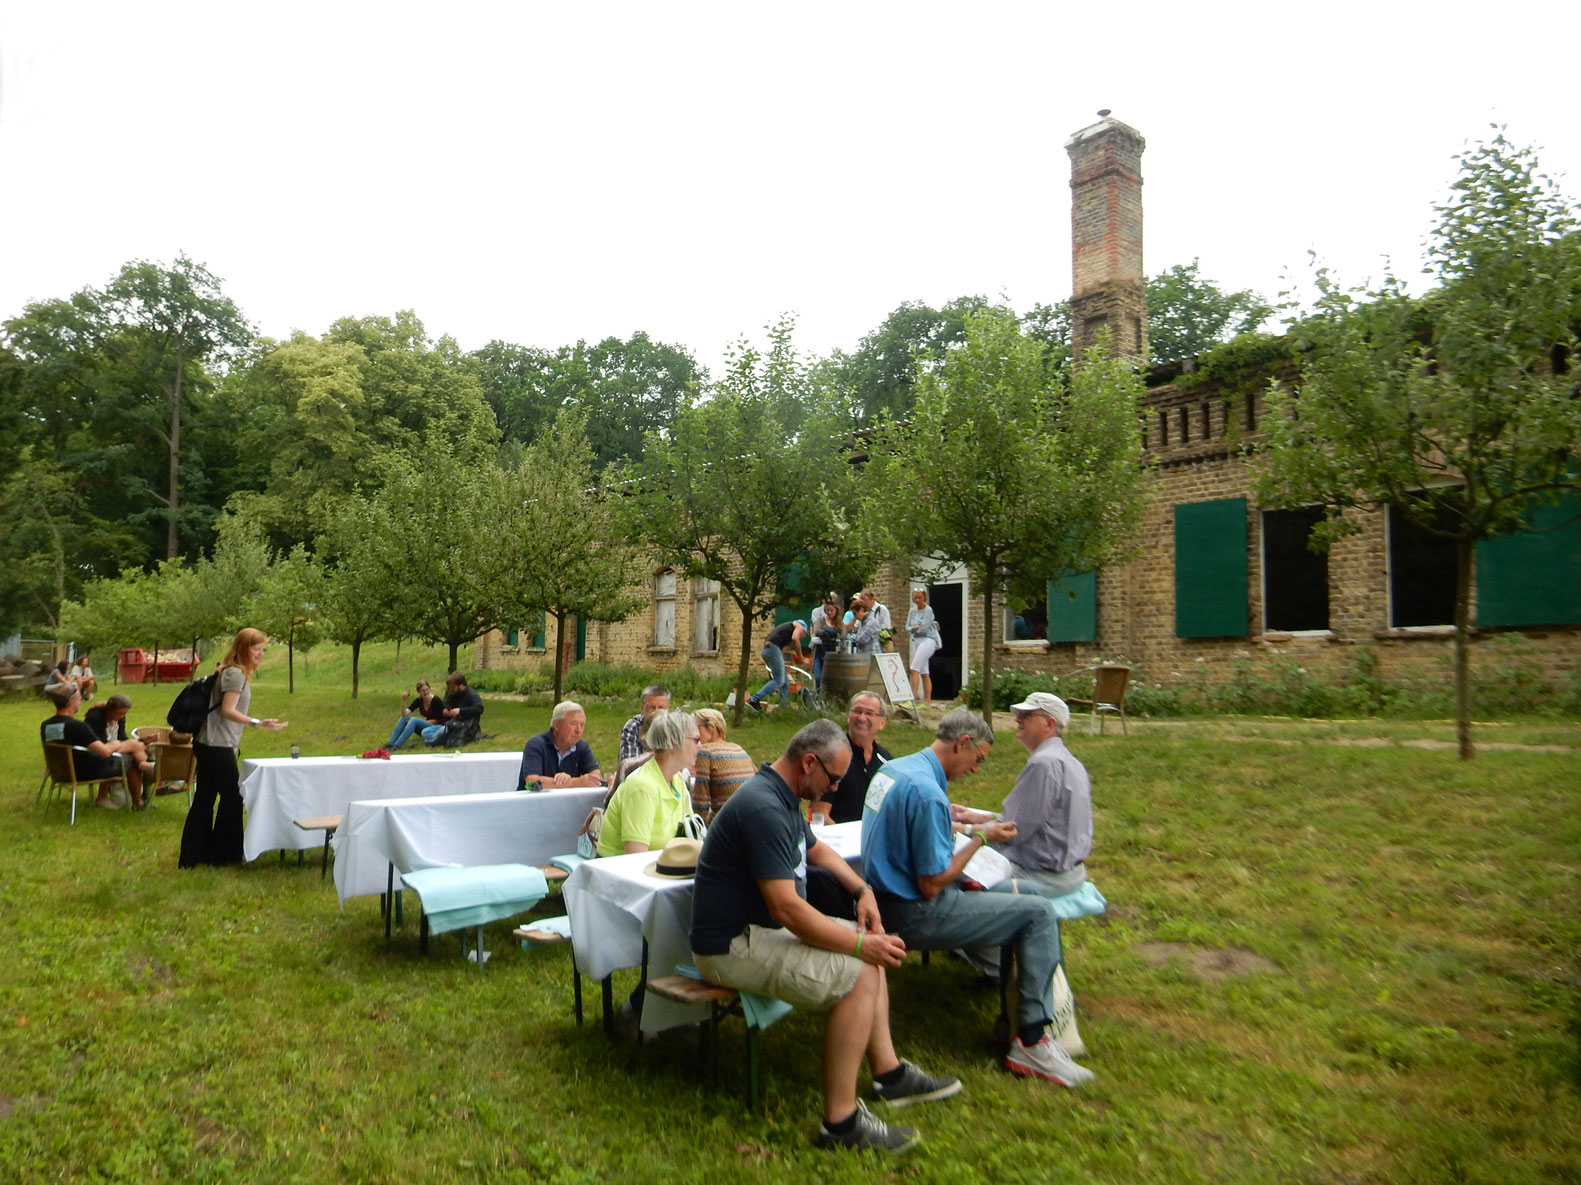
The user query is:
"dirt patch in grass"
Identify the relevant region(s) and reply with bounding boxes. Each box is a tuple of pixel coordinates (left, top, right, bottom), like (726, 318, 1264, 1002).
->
(1133, 942, 1280, 980)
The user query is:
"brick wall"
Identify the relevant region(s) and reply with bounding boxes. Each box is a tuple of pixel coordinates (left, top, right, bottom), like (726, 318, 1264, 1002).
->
(1067, 114, 1147, 364)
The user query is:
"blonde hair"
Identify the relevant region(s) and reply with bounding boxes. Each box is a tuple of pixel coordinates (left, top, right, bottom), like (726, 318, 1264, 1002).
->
(694, 708, 727, 738)
(219, 627, 268, 681)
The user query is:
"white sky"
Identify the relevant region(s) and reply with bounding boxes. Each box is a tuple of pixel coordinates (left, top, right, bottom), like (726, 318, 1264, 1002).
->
(2, 1, 1576, 376)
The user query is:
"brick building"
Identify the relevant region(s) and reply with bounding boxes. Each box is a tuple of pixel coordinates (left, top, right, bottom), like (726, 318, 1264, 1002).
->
(478, 113, 1581, 699)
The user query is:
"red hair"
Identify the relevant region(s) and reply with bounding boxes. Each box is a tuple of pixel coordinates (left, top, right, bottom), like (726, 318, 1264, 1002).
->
(219, 627, 267, 681)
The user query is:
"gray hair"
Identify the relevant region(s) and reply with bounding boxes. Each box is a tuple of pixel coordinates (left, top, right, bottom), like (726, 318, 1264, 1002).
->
(785, 718, 851, 765)
(850, 690, 887, 717)
(645, 709, 695, 753)
(105, 693, 132, 712)
(641, 683, 670, 704)
(551, 700, 584, 724)
(936, 707, 995, 747)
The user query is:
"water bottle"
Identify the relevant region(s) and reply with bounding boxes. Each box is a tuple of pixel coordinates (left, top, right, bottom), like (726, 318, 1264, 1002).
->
(290, 744, 301, 759)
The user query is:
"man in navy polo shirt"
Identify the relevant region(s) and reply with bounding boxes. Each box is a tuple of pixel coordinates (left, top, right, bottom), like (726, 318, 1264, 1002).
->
(516, 701, 604, 790)
(691, 719, 959, 1154)
(862, 707, 1095, 1088)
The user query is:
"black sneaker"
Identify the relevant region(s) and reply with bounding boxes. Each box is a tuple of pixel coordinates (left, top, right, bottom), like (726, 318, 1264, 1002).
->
(816, 1101, 921, 1154)
(872, 1059, 963, 1108)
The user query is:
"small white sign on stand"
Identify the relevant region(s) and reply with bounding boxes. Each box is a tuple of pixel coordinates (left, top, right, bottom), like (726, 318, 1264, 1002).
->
(871, 653, 916, 716)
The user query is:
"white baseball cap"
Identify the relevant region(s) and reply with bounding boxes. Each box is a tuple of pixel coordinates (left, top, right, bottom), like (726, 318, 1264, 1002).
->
(1009, 691, 1071, 730)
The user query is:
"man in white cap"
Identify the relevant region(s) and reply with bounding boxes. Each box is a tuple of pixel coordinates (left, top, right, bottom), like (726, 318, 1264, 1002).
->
(953, 691, 1092, 898)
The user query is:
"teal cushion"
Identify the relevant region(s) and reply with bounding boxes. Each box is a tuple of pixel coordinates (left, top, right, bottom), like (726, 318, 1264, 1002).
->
(402, 864, 548, 935)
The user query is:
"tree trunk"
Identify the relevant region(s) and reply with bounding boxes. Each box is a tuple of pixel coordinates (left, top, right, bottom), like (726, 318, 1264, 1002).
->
(288, 623, 296, 694)
(1453, 537, 1475, 760)
(448, 639, 460, 674)
(552, 610, 568, 703)
(980, 585, 996, 732)
(152, 643, 160, 685)
(351, 637, 361, 699)
(732, 599, 757, 729)
(166, 360, 184, 560)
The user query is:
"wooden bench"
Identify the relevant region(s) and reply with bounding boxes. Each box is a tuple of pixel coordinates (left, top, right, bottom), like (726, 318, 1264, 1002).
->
(292, 814, 343, 880)
(645, 974, 778, 1108)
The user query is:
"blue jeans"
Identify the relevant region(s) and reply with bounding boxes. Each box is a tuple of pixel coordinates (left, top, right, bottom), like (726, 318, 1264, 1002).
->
(751, 643, 788, 705)
(878, 884, 1059, 1029)
(812, 645, 825, 689)
(421, 723, 450, 745)
(386, 715, 428, 750)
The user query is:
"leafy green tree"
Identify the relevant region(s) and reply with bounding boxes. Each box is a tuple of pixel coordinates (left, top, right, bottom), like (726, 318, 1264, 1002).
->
(506, 409, 643, 701)
(316, 500, 399, 699)
(866, 307, 1149, 728)
(621, 317, 874, 725)
(828, 296, 990, 425)
(367, 456, 533, 672)
(1146, 260, 1273, 365)
(1255, 135, 1581, 759)
(238, 545, 323, 693)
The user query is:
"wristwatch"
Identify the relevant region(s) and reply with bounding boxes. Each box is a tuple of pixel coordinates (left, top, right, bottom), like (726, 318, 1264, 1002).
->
(249, 717, 260, 727)
(851, 882, 872, 901)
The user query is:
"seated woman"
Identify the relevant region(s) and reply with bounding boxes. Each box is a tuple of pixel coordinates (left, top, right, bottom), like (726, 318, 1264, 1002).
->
(83, 693, 155, 793)
(43, 660, 74, 696)
(597, 710, 699, 857)
(690, 708, 753, 822)
(385, 680, 447, 750)
(72, 656, 97, 699)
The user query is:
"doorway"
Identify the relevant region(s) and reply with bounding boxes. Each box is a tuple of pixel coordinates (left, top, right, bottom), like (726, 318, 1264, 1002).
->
(926, 582, 965, 700)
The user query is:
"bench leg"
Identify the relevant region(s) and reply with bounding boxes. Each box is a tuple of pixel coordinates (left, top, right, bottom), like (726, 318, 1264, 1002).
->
(571, 948, 584, 1027)
(420, 912, 429, 955)
(320, 831, 333, 879)
(747, 1025, 762, 1110)
(601, 976, 615, 1038)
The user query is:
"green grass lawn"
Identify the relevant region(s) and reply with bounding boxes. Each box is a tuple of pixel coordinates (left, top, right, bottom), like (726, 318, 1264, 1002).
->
(2, 642, 1578, 1183)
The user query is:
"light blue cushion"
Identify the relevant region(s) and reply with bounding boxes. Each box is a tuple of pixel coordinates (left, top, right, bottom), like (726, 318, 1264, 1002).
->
(402, 864, 548, 935)
(547, 853, 588, 875)
(1046, 880, 1107, 920)
(519, 914, 573, 941)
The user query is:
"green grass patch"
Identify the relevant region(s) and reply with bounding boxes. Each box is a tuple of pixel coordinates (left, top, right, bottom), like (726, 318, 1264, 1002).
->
(2, 641, 1578, 1181)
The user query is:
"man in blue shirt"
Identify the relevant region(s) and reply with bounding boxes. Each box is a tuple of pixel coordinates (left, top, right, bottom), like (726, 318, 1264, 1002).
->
(861, 707, 1095, 1088)
(516, 701, 604, 790)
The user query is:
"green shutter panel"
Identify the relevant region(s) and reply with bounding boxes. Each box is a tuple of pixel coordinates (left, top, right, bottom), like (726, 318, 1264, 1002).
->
(1174, 498, 1249, 638)
(1048, 570, 1097, 643)
(506, 628, 519, 647)
(531, 613, 546, 649)
(1476, 495, 1581, 627)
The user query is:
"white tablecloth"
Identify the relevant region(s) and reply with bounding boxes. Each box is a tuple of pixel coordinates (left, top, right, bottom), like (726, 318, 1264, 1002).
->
(333, 787, 605, 905)
(240, 751, 523, 862)
(563, 821, 863, 1033)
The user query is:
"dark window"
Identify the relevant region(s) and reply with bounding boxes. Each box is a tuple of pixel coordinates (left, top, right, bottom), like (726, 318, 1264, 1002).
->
(1177, 406, 1189, 444)
(1200, 402, 1211, 440)
(1158, 410, 1169, 448)
(1262, 508, 1329, 631)
(1388, 505, 1457, 627)
(1006, 596, 1048, 641)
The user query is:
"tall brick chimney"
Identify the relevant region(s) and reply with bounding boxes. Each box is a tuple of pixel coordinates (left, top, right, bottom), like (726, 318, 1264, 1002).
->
(1066, 112, 1147, 365)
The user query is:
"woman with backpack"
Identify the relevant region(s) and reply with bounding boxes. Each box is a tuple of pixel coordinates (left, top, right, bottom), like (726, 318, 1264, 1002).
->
(179, 628, 288, 868)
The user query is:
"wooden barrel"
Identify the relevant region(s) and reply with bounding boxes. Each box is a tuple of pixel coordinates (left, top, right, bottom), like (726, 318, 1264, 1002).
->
(821, 654, 871, 703)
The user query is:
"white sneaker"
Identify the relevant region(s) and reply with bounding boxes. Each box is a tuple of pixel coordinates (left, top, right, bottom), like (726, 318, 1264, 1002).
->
(1005, 1035, 1095, 1087)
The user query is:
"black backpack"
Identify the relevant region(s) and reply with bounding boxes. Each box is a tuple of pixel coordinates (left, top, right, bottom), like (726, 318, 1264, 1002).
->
(168, 673, 220, 734)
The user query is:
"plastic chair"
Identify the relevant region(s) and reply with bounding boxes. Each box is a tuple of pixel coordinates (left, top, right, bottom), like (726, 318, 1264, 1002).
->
(1063, 664, 1130, 735)
(38, 743, 130, 825)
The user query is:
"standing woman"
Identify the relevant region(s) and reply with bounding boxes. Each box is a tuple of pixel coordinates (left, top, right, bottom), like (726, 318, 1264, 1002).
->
(907, 588, 942, 704)
(179, 628, 288, 868)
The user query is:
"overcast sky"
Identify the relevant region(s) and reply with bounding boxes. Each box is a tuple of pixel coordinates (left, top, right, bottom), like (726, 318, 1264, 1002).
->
(3, 1, 1576, 376)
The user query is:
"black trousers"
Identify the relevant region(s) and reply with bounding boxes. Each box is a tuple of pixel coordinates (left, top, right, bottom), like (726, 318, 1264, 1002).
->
(178, 744, 244, 867)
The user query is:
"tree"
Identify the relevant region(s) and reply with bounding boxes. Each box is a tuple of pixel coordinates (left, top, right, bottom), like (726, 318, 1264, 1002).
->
(827, 296, 990, 425)
(1146, 260, 1273, 365)
(316, 500, 399, 699)
(1255, 134, 1581, 759)
(96, 256, 253, 559)
(239, 545, 323, 693)
(866, 307, 1149, 729)
(367, 456, 532, 672)
(507, 409, 643, 701)
(621, 317, 874, 725)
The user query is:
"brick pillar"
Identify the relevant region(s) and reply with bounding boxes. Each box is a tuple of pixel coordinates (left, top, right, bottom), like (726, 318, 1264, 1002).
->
(1066, 112, 1147, 365)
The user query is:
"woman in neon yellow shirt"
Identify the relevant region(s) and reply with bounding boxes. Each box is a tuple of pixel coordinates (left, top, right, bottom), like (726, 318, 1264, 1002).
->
(597, 710, 699, 857)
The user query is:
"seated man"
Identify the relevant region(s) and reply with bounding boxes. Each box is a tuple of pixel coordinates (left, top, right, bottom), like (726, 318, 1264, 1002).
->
(83, 693, 152, 776)
(517, 700, 604, 790)
(861, 707, 1095, 1088)
(618, 683, 669, 763)
(691, 719, 958, 1154)
(813, 691, 891, 825)
(41, 686, 153, 809)
(422, 671, 484, 746)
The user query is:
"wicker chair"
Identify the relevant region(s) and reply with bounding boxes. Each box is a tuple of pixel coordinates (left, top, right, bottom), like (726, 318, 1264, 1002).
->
(38, 743, 131, 825)
(1063, 664, 1131, 735)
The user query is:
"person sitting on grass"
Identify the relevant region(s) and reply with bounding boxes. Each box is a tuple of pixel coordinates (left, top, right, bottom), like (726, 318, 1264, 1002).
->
(421, 671, 484, 747)
(41, 686, 154, 810)
(517, 701, 604, 790)
(385, 679, 448, 751)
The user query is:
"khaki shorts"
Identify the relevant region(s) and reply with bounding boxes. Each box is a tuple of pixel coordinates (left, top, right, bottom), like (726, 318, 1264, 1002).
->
(693, 921, 862, 1012)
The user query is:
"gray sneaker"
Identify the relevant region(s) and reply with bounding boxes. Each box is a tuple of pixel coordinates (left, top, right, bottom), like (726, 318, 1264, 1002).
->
(872, 1059, 963, 1108)
(1005, 1035, 1096, 1087)
(816, 1101, 921, 1154)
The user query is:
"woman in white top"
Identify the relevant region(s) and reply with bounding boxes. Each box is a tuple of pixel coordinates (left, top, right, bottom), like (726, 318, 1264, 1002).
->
(906, 589, 943, 704)
(178, 628, 288, 868)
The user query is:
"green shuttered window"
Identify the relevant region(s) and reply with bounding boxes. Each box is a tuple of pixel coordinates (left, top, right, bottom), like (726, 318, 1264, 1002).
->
(1174, 497, 1249, 638)
(1475, 495, 1581, 627)
(1048, 570, 1097, 643)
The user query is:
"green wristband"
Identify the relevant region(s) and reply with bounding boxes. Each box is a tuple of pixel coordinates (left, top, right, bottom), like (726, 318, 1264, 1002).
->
(854, 932, 863, 958)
